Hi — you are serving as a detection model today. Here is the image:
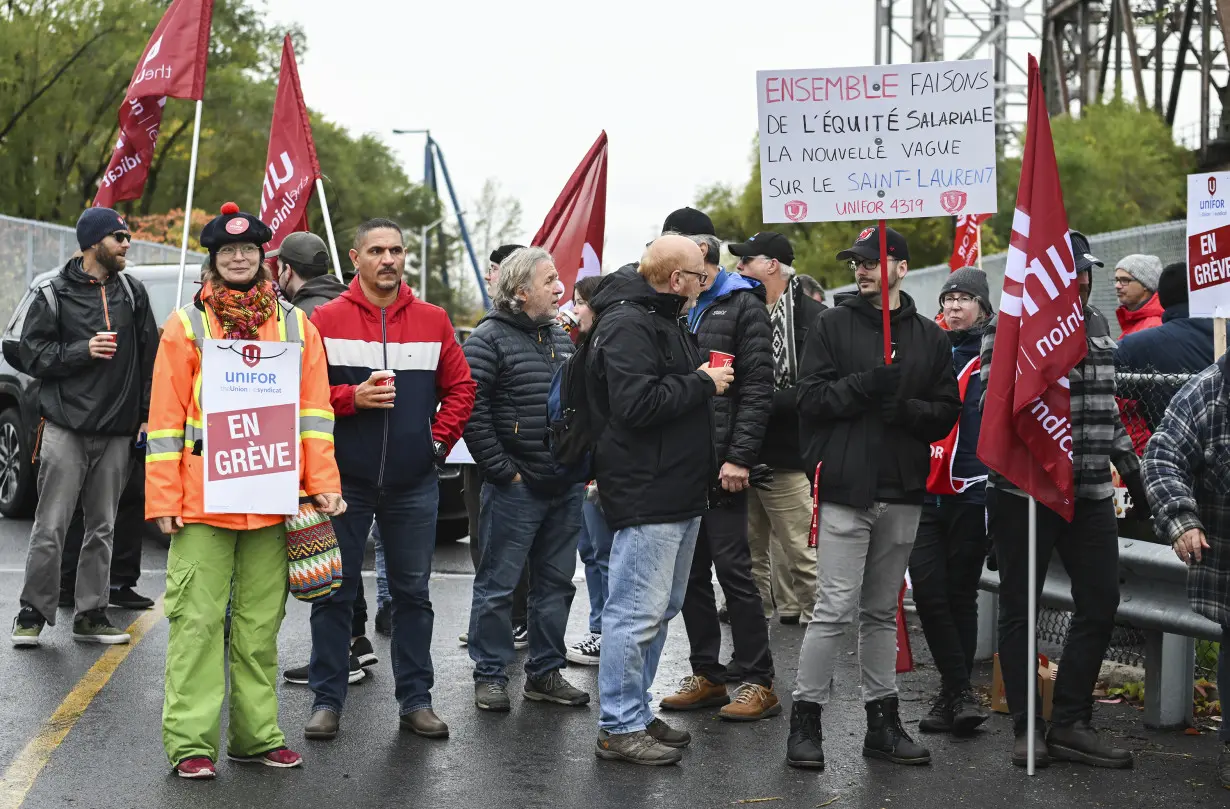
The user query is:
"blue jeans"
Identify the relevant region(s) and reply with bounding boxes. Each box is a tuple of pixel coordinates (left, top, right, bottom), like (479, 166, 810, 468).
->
(309, 473, 439, 715)
(598, 517, 701, 734)
(469, 481, 583, 683)
(372, 523, 390, 610)
(578, 500, 614, 634)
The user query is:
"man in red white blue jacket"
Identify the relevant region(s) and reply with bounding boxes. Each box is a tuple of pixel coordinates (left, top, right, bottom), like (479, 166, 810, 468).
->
(304, 218, 475, 742)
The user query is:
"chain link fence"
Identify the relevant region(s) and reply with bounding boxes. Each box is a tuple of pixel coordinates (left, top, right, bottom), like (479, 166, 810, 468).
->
(0, 213, 199, 328)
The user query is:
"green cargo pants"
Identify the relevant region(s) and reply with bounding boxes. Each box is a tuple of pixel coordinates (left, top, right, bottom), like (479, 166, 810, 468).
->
(162, 522, 288, 765)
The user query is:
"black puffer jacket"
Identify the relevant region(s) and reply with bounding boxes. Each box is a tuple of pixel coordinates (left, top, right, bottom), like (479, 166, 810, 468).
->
(797, 291, 960, 508)
(687, 269, 774, 468)
(761, 278, 827, 471)
(19, 258, 158, 436)
(586, 265, 717, 531)
(463, 309, 574, 494)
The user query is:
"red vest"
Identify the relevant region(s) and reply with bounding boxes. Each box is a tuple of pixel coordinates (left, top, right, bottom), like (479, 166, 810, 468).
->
(927, 355, 984, 496)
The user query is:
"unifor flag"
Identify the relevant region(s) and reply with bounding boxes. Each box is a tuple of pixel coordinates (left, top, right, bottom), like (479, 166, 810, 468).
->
(260, 35, 322, 252)
(94, 0, 213, 207)
(976, 54, 1086, 522)
(949, 213, 990, 271)
(532, 131, 608, 307)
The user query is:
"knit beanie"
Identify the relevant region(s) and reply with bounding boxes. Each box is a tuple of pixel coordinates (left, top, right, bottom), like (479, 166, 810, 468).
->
(939, 266, 993, 315)
(1115, 254, 1163, 291)
(489, 244, 525, 265)
(1156, 262, 1188, 309)
(76, 207, 128, 251)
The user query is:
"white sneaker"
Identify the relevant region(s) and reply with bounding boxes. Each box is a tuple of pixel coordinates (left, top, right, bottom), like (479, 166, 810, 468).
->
(565, 632, 601, 666)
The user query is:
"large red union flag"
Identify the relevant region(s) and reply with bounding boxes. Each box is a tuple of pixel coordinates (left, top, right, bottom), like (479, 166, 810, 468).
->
(94, 0, 214, 207)
(977, 55, 1086, 522)
(259, 35, 322, 251)
(532, 132, 608, 306)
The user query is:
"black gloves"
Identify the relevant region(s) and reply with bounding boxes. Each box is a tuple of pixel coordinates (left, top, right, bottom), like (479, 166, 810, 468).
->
(749, 464, 775, 491)
(864, 363, 903, 396)
(1122, 469, 1151, 520)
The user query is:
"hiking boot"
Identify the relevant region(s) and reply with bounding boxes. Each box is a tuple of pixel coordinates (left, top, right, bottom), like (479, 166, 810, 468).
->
(512, 624, 529, 650)
(565, 632, 601, 666)
(1046, 721, 1133, 769)
(1218, 743, 1230, 789)
(917, 690, 955, 734)
(863, 696, 931, 765)
(595, 730, 682, 766)
(374, 605, 392, 636)
(646, 716, 691, 748)
(228, 747, 303, 768)
(283, 655, 365, 685)
(1011, 727, 1051, 769)
(951, 685, 988, 736)
(475, 681, 511, 712)
(110, 586, 155, 610)
(11, 606, 45, 648)
(304, 709, 339, 740)
(351, 636, 378, 668)
(400, 708, 449, 739)
(660, 675, 730, 711)
(525, 670, 590, 706)
(720, 683, 782, 721)
(786, 700, 825, 770)
(72, 609, 130, 644)
(175, 757, 216, 779)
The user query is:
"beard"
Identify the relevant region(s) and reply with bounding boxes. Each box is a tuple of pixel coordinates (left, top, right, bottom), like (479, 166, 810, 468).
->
(96, 244, 126, 274)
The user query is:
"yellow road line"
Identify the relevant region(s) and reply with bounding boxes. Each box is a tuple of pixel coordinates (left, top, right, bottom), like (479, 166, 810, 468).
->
(0, 599, 165, 809)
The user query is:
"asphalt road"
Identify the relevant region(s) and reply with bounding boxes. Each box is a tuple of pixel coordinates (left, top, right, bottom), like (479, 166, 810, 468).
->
(0, 516, 1224, 809)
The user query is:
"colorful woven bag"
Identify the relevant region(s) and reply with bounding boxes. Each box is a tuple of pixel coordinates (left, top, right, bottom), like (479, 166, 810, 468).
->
(286, 499, 342, 601)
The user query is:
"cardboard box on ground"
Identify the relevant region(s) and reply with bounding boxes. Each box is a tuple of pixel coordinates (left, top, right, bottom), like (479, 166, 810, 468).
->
(990, 654, 1058, 721)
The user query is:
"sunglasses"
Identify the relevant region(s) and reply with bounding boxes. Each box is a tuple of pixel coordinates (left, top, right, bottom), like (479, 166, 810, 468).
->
(110, 232, 132, 243)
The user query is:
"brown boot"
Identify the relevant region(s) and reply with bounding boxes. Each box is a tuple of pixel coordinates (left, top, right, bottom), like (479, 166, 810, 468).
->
(659, 675, 730, 711)
(719, 683, 782, 721)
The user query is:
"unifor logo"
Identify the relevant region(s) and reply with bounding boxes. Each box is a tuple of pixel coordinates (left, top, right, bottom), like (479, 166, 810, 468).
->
(784, 200, 808, 222)
(1211, 176, 1219, 196)
(241, 344, 262, 368)
(939, 190, 968, 214)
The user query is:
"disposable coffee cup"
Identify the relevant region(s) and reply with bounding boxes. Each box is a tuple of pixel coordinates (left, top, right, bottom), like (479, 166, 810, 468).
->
(376, 370, 395, 388)
(97, 331, 117, 342)
(709, 351, 735, 368)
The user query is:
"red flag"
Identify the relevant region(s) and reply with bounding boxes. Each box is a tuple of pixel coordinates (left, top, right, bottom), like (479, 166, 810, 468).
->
(94, 0, 214, 207)
(977, 55, 1086, 522)
(259, 36, 323, 252)
(532, 132, 608, 305)
(949, 213, 990, 272)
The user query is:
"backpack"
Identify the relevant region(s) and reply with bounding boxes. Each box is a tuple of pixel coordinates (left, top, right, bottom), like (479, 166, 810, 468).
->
(2, 273, 138, 376)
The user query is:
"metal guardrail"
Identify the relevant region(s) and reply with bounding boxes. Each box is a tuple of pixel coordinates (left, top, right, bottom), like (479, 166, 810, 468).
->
(978, 538, 1220, 729)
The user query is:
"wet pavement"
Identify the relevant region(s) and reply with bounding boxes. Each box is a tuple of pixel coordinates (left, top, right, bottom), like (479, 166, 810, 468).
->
(0, 517, 1224, 809)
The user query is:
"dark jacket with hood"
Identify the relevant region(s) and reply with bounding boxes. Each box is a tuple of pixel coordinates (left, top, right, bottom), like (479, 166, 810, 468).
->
(19, 258, 158, 436)
(686, 269, 774, 469)
(796, 291, 960, 508)
(463, 309, 575, 494)
(941, 324, 988, 505)
(761, 279, 827, 471)
(290, 273, 347, 317)
(586, 265, 717, 531)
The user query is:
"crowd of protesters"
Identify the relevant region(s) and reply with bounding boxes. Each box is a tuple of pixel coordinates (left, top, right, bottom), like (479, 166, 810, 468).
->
(5, 202, 1229, 788)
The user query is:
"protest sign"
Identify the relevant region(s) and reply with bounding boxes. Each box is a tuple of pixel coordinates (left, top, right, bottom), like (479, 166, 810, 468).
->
(1187, 172, 1230, 320)
(201, 339, 301, 515)
(756, 59, 997, 223)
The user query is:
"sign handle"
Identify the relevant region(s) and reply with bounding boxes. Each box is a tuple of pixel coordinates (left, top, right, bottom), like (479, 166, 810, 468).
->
(879, 219, 892, 364)
(1216, 317, 1227, 360)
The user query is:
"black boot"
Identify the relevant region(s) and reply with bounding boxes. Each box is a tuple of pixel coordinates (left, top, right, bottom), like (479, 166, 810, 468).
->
(917, 689, 955, 734)
(951, 685, 989, 736)
(1046, 721, 1133, 769)
(1011, 725, 1050, 769)
(863, 696, 931, 765)
(786, 700, 825, 770)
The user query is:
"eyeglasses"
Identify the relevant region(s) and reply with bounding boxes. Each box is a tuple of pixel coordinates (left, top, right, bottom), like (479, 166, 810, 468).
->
(217, 244, 261, 258)
(678, 269, 709, 284)
(110, 232, 132, 243)
(941, 293, 977, 307)
(1113, 275, 1138, 287)
(737, 254, 765, 265)
(850, 258, 897, 272)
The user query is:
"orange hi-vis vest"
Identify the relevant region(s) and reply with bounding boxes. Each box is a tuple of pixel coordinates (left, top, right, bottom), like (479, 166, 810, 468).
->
(926, 354, 986, 497)
(144, 292, 341, 530)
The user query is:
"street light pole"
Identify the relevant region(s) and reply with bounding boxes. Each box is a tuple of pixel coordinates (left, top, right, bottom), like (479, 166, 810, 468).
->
(419, 215, 446, 302)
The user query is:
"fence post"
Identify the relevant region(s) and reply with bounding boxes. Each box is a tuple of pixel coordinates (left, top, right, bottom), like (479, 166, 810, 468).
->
(1143, 630, 1195, 728)
(976, 589, 998, 661)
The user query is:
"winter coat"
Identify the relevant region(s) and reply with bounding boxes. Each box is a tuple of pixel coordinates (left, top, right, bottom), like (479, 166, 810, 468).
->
(463, 309, 575, 494)
(585, 265, 717, 531)
(19, 257, 159, 436)
(686, 269, 774, 468)
(1115, 303, 1216, 376)
(1116, 292, 1164, 337)
(290, 273, 347, 317)
(309, 278, 475, 488)
(796, 291, 960, 508)
(760, 281, 827, 471)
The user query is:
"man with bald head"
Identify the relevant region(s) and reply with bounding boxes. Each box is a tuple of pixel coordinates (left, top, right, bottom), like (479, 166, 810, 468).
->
(584, 235, 734, 765)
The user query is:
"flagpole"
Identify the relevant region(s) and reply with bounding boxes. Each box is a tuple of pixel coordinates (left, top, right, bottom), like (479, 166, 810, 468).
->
(175, 99, 204, 310)
(976, 221, 984, 270)
(878, 219, 892, 364)
(314, 178, 343, 282)
(1027, 494, 1038, 775)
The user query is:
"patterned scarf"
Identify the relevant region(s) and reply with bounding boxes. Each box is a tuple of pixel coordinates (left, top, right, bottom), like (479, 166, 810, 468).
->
(770, 276, 799, 390)
(209, 280, 277, 339)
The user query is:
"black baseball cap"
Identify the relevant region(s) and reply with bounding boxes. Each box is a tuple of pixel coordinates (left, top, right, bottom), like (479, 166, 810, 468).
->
(729, 231, 794, 265)
(269, 232, 331, 275)
(1068, 230, 1103, 274)
(836, 226, 910, 262)
(661, 207, 716, 237)
(489, 244, 524, 265)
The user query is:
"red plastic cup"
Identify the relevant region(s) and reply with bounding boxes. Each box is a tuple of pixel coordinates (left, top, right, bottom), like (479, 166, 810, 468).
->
(709, 351, 735, 368)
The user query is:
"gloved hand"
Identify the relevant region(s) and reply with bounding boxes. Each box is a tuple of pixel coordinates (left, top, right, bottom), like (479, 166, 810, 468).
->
(863, 363, 903, 396)
(432, 440, 449, 471)
(879, 394, 903, 425)
(1122, 469, 1151, 520)
(749, 464, 775, 491)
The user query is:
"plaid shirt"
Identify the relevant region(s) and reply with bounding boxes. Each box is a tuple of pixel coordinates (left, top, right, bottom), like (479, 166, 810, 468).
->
(980, 305, 1139, 501)
(1142, 355, 1230, 627)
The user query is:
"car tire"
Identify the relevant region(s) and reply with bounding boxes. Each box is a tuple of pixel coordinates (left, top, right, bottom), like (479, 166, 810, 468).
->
(0, 408, 36, 518)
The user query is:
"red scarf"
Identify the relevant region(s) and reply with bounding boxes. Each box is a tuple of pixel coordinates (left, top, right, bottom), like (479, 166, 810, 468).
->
(209, 280, 277, 339)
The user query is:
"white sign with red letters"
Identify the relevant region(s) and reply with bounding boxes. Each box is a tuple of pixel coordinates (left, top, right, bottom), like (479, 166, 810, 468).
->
(1187, 172, 1230, 318)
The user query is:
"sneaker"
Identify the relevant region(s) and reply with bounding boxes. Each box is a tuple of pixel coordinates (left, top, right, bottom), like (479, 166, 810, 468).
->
(458, 632, 469, 647)
(110, 586, 155, 610)
(228, 747, 303, 768)
(595, 729, 682, 766)
(918, 690, 955, 734)
(11, 607, 45, 648)
(565, 632, 601, 666)
(475, 681, 511, 712)
(175, 757, 216, 779)
(283, 655, 365, 685)
(374, 605, 392, 636)
(719, 683, 782, 721)
(951, 686, 988, 736)
(646, 716, 691, 748)
(660, 674, 730, 711)
(72, 609, 130, 644)
(351, 636, 378, 668)
(1046, 720, 1133, 769)
(512, 624, 529, 650)
(524, 670, 590, 706)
